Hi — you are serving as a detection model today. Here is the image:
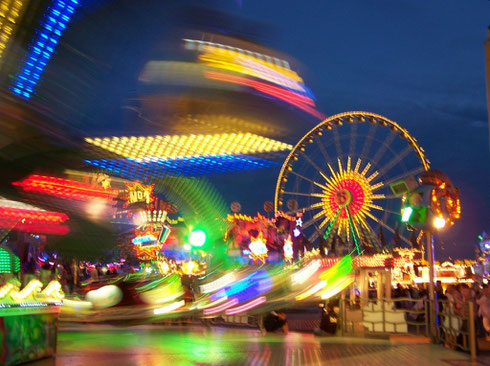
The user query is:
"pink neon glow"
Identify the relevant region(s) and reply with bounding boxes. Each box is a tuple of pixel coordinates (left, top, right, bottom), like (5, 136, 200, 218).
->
(225, 296, 266, 315)
(203, 298, 238, 315)
(236, 56, 306, 93)
(205, 71, 325, 120)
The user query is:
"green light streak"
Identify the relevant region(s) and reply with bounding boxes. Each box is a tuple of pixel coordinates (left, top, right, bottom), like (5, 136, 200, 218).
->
(319, 254, 353, 282)
(323, 208, 341, 239)
(345, 207, 361, 255)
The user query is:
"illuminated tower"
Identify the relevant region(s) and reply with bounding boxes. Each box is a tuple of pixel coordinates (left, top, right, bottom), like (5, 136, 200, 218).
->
(485, 26, 490, 151)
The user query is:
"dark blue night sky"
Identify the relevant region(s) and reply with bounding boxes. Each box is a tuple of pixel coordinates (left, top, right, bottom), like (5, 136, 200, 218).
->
(8, 0, 488, 260)
(231, 0, 490, 259)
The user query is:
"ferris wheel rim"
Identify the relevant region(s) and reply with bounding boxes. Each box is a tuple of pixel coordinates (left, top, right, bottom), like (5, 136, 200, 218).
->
(274, 111, 430, 213)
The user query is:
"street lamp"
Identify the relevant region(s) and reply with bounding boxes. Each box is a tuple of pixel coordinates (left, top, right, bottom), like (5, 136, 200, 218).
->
(432, 216, 446, 230)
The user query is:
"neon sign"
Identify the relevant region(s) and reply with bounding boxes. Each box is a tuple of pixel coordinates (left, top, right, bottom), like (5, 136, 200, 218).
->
(126, 182, 155, 205)
(132, 223, 171, 259)
(132, 235, 157, 245)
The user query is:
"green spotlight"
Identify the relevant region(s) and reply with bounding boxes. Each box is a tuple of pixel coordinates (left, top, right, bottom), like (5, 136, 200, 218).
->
(401, 207, 413, 222)
(189, 229, 206, 247)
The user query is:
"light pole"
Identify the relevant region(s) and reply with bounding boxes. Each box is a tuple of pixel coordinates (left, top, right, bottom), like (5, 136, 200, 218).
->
(426, 230, 436, 341)
(399, 170, 461, 342)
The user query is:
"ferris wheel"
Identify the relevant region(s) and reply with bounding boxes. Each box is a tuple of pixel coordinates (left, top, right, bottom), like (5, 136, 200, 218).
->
(274, 111, 430, 253)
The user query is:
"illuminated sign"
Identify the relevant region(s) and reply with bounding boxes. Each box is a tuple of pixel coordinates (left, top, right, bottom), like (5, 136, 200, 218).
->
(132, 223, 171, 259)
(126, 182, 155, 205)
(132, 235, 157, 245)
(248, 232, 268, 263)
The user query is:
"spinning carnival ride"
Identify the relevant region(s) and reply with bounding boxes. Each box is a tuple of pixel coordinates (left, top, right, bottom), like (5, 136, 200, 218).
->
(61, 112, 433, 321)
(275, 112, 430, 253)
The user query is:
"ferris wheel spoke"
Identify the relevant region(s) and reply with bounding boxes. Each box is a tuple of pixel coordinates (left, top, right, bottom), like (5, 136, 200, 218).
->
(293, 202, 324, 214)
(314, 136, 334, 166)
(308, 230, 320, 244)
(283, 191, 325, 198)
(349, 121, 357, 156)
(300, 152, 330, 180)
(346, 207, 361, 255)
(332, 126, 343, 157)
(399, 225, 412, 247)
(381, 194, 401, 200)
(366, 214, 411, 246)
(360, 123, 377, 159)
(376, 146, 414, 179)
(302, 212, 328, 230)
(371, 131, 397, 167)
(383, 166, 425, 187)
(288, 170, 328, 190)
(361, 221, 383, 251)
(381, 206, 391, 229)
(373, 207, 401, 216)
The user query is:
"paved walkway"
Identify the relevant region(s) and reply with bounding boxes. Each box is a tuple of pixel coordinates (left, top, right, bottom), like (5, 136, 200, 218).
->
(27, 324, 486, 366)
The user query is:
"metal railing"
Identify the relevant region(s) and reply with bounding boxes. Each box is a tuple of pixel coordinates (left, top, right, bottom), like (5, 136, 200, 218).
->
(339, 297, 477, 361)
(208, 314, 259, 328)
(339, 297, 428, 336)
(432, 299, 476, 360)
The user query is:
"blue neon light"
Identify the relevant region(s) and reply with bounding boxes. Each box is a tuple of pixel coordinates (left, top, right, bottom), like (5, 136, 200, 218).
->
(10, 0, 80, 99)
(293, 227, 301, 238)
(211, 270, 272, 304)
(132, 235, 157, 245)
(84, 154, 278, 179)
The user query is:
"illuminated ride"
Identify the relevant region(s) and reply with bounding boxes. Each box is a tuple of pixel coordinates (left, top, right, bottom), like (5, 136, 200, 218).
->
(275, 111, 430, 254)
(418, 169, 461, 229)
(61, 114, 432, 321)
(60, 255, 355, 322)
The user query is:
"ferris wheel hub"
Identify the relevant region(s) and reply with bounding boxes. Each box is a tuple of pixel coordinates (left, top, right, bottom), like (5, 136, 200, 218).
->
(334, 188, 353, 207)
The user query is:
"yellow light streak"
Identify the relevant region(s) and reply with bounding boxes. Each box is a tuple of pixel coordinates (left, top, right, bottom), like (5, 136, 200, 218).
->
(199, 44, 302, 82)
(295, 280, 326, 301)
(86, 133, 292, 160)
(0, 1, 26, 60)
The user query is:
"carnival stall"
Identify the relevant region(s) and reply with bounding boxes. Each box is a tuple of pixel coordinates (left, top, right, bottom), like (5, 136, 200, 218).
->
(0, 247, 64, 365)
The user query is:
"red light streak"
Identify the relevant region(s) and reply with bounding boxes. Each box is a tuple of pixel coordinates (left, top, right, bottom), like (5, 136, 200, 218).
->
(205, 71, 325, 120)
(14, 175, 119, 202)
(0, 207, 69, 235)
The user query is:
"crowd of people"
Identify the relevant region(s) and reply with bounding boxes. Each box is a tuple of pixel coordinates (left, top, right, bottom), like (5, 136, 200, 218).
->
(438, 282, 490, 342)
(392, 281, 490, 343)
